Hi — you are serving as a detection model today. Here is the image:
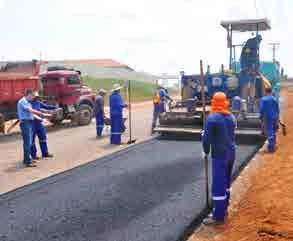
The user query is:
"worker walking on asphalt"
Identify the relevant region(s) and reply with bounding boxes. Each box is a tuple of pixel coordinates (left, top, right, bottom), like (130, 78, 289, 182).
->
(151, 85, 172, 133)
(31, 92, 56, 159)
(17, 89, 49, 167)
(202, 92, 235, 225)
(259, 87, 280, 153)
(109, 84, 127, 145)
(94, 89, 107, 138)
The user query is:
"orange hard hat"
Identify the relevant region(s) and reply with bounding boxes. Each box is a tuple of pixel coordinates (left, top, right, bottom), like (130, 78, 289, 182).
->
(211, 92, 230, 114)
(212, 92, 227, 101)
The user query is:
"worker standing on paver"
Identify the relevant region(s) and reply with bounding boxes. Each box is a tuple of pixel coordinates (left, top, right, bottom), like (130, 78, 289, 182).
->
(94, 89, 107, 138)
(240, 34, 262, 71)
(17, 89, 49, 167)
(259, 87, 280, 153)
(30, 92, 56, 160)
(202, 92, 234, 225)
(109, 84, 127, 145)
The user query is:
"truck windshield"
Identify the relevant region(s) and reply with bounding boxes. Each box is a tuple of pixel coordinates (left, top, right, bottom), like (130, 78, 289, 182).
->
(41, 77, 60, 85)
(67, 75, 80, 85)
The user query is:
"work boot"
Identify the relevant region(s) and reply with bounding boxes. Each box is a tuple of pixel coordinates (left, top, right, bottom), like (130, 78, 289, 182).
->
(203, 217, 225, 226)
(43, 153, 54, 158)
(33, 156, 40, 160)
(25, 163, 37, 168)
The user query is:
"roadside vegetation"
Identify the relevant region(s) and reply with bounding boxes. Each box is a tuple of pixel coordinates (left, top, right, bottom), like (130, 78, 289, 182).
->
(83, 76, 158, 103)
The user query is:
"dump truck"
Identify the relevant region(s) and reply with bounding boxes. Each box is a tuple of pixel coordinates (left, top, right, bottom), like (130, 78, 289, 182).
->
(154, 18, 273, 139)
(0, 61, 96, 134)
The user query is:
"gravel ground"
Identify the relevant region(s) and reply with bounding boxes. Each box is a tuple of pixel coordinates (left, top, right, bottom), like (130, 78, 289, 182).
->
(0, 102, 153, 194)
(0, 139, 259, 241)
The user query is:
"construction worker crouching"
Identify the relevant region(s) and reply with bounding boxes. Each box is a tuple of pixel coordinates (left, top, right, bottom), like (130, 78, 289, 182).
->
(30, 92, 56, 159)
(259, 87, 280, 153)
(202, 92, 236, 226)
(94, 89, 107, 138)
(109, 84, 127, 145)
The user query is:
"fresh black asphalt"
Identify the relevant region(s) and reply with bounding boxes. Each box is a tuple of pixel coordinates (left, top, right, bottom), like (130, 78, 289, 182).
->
(0, 139, 259, 241)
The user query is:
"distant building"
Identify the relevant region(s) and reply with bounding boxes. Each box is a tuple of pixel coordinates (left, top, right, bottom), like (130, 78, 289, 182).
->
(0, 59, 157, 83)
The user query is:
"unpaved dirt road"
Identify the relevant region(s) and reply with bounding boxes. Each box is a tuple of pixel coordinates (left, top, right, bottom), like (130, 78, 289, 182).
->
(189, 90, 292, 241)
(0, 101, 153, 194)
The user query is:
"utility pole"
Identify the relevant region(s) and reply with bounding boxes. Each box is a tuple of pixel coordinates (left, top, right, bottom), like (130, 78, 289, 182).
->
(268, 42, 280, 63)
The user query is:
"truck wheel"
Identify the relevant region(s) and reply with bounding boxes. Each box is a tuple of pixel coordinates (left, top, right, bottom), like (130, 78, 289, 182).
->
(0, 113, 5, 134)
(77, 104, 93, 126)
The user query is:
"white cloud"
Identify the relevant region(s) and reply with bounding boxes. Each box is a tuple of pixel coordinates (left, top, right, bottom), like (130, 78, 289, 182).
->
(0, 0, 4, 9)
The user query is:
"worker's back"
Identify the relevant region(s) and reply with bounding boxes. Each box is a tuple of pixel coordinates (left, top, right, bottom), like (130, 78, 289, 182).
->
(109, 92, 123, 116)
(202, 113, 229, 159)
(260, 95, 279, 120)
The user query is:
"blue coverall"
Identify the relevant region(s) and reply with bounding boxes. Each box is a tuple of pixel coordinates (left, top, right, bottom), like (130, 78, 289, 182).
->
(202, 113, 230, 222)
(30, 101, 56, 158)
(109, 91, 127, 144)
(152, 88, 169, 129)
(94, 95, 105, 137)
(223, 114, 236, 209)
(259, 95, 279, 152)
(240, 35, 262, 71)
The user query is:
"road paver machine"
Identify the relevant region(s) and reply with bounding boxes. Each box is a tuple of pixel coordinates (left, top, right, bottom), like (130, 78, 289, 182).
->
(154, 18, 273, 139)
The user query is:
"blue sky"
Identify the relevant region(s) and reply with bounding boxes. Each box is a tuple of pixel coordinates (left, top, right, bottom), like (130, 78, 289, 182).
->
(0, 0, 292, 75)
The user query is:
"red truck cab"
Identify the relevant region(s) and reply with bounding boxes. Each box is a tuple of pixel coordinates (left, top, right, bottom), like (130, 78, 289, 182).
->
(40, 69, 96, 125)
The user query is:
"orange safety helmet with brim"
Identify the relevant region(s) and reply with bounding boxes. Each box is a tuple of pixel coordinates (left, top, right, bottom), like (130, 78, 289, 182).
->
(211, 92, 231, 115)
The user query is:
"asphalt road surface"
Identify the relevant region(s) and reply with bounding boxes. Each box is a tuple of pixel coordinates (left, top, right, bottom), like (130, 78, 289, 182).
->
(0, 139, 259, 241)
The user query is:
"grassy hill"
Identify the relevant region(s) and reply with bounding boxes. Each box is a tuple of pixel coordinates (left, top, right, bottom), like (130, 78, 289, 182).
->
(83, 76, 157, 103)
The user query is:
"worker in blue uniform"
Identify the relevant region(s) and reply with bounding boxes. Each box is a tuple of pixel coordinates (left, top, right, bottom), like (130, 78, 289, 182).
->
(202, 92, 235, 225)
(94, 89, 107, 138)
(17, 89, 49, 167)
(109, 84, 127, 145)
(240, 34, 262, 71)
(151, 85, 172, 133)
(30, 92, 56, 159)
(158, 86, 172, 113)
(259, 87, 280, 153)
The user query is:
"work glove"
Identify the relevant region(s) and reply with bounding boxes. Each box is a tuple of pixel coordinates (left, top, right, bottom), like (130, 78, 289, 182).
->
(202, 151, 209, 159)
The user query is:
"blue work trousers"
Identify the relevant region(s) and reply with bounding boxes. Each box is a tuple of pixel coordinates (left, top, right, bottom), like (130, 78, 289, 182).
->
(226, 148, 235, 209)
(110, 114, 123, 144)
(265, 119, 278, 152)
(20, 120, 33, 165)
(152, 105, 160, 129)
(31, 121, 48, 158)
(95, 113, 105, 137)
(212, 156, 228, 222)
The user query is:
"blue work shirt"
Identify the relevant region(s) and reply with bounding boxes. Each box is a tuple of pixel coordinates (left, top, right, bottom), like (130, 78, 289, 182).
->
(223, 114, 236, 150)
(17, 97, 34, 121)
(31, 101, 56, 123)
(94, 95, 104, 115)
(109, 92, 127, 116)
(259, 95, 279, 121)
(202, 113, 229, 159)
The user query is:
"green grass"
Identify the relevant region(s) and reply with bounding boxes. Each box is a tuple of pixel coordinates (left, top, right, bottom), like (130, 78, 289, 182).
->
(83, 76, 157, 103)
